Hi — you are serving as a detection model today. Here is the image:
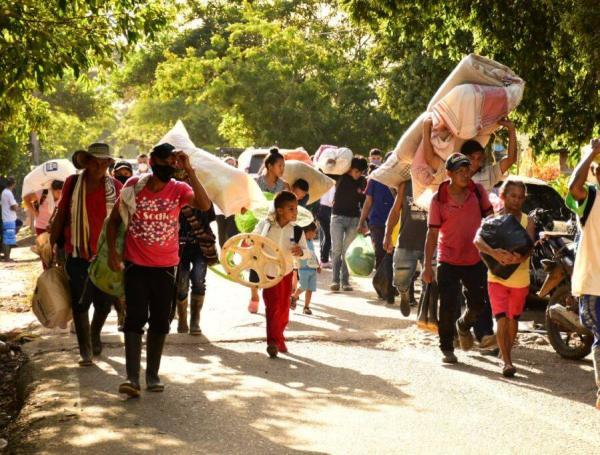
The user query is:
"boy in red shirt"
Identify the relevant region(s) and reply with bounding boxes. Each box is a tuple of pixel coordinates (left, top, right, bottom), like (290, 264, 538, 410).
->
(422, 153, 493, 364)
(106, 143, 211, 397)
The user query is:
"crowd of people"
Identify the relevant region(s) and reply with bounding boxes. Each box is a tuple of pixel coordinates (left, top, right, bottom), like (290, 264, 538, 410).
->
(3, 127, 600, 410)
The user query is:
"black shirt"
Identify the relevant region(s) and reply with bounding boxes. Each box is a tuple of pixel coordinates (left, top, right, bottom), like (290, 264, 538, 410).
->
(332, 174, 365, 218)
(397, 181, 428, 250)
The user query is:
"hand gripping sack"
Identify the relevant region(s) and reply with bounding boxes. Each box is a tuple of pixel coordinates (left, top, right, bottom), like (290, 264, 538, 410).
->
(88, 219, 126, 298)
(31, 266, 72, 329)
(235, 192, 314, 233)
(283, 160, 335, 205)
(345, 234, 375, 277)
(314, 145, 353, 176)
(479, 214, 533, 279)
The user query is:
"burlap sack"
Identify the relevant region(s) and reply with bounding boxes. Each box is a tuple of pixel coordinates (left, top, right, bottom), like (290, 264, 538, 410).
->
(31, 266, 72, 329)
(283, 160, 335, 205)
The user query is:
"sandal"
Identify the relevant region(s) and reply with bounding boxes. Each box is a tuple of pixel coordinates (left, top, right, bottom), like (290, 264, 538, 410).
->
(303, 306, 312, 315)
(502, 365, 517, 378)
(290, 296, 298, 310)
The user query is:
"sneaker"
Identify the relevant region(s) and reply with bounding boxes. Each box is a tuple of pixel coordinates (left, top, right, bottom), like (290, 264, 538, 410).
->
(321, 261, 332, 269)
(266, 345, 278, 358)
(330, 283, 340, 291)
(442, 351, 458, 364)
(455, 320, 474, 351)
(399, 291, 411, 317)
(118, 381, 141, 398)
(248, 299, 259, 314)
(342, 284, 353, 292)
(303, 306, 312, 315)
(479, 334, 497, 349)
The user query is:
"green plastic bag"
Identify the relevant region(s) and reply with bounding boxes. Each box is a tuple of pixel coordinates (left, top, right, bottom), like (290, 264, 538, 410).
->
(235, 192, 275, 233)
(345, 234, 375, 277)
(89, 219, 126, 298)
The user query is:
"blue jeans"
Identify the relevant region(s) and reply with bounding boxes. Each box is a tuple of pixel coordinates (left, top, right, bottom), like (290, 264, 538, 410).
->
(393, 248, 423, 292)
(330, 215, 359, 285)
(580, 295, 600, 394)
(177, 247, 208, 299)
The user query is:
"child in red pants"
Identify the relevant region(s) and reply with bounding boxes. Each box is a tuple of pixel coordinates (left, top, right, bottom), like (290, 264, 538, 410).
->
(255, 191, 309, 358)
(475, 180, 534, 377)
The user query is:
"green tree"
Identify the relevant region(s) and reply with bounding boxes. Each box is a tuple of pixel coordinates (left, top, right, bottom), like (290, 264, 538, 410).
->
(342, 0, 600, 153)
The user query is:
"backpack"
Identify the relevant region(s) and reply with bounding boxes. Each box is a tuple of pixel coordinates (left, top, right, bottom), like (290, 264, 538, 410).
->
(580, 185, 597, 227)
(434, 180, 490, 218)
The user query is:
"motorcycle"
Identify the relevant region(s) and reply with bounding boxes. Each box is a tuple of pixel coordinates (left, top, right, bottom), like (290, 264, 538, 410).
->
(529, 209, 593, 360)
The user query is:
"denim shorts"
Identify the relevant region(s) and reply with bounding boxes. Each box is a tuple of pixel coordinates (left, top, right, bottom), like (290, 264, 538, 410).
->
(299, 268, 317, 292)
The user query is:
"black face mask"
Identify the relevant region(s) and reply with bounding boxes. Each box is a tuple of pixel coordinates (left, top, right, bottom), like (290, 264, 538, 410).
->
(151, 164, 176, 182)
(115, 175, 130, 185)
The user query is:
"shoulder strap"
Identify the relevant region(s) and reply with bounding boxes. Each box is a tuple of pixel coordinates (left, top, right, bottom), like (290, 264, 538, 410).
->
(293, 225, 303, 244)
(580, 185, 597, 227)
(472, 184, 485, 218)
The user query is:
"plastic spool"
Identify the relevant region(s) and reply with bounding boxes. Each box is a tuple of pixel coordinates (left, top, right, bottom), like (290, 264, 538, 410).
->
(220, 233, 286, 289)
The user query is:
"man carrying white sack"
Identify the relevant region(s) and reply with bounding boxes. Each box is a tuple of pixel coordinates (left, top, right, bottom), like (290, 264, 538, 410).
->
(566, 139, 600, 410)
(422, 116, 518, 350)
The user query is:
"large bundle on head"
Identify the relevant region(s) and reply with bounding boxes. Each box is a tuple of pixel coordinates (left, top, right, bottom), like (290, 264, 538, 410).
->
(157, 121, 266, 216)
(22, 159, 76, 197)
(283, 160, 335, 205)
(370, 54, 524, 207)
(314, 145, 353, 175)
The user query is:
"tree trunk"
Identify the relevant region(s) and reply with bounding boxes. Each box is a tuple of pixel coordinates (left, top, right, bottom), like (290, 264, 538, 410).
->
(29, 131, 41, 166)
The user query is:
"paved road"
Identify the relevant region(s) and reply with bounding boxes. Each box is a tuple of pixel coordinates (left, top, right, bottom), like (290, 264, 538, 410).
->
(4, 244, 600, 454)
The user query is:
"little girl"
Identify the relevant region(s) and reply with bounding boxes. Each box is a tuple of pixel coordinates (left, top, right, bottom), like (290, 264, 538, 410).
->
(475, 180, 534, 377)
(254, 191, 308, 358)
(249, 148, 290, 313)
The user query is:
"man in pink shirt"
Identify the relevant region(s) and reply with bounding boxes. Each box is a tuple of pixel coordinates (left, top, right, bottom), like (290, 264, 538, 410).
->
(422, 153, 493, 364)
(106, 143, 211, 398)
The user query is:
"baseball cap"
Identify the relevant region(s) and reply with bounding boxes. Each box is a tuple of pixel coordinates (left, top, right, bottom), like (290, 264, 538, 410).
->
(151, 143, 176, 159)
(445, 153, 471, 171)
(113, 160, 133, 173)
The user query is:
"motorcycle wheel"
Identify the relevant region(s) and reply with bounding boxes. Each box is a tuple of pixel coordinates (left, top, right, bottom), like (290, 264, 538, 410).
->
(545, 286, 593, 360)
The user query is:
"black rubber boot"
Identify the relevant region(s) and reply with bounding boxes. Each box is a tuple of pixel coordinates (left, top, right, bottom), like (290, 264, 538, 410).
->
(176, 298, 189, 334)
(189, 295, 204, 336)
(145, 332, 167, 392)
(91, 305, 111, 356)
(119, 332, 142, 398)
(72, 311, 93, 366)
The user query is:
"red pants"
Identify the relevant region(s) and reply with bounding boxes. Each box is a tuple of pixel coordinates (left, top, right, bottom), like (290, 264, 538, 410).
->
(263, 272, 293, 352)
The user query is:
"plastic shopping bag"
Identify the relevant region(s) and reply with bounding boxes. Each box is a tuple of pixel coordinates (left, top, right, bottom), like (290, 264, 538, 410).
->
(345, 234, 375, 277)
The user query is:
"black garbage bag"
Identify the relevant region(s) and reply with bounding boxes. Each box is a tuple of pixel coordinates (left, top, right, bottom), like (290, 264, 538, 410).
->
(372, 253, 395, 301)
(479, 214, 533, 279)
(417, 281, 439, 327)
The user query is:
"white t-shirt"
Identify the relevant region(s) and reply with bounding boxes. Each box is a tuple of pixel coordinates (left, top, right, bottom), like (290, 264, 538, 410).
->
(1, 188, 18, 222)
(472, 163, 504, 192)
(320, 186, 335, 208)
(572, 188, 600, 296)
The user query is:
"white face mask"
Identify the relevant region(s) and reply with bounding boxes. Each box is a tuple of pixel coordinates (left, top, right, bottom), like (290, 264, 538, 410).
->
(138, 163, 149, 173)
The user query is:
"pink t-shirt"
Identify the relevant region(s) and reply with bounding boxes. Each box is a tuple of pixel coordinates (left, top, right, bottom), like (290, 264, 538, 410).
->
(428, 183, 491, 266)
(34, 190, 54, 230)
(123, 178, 194, 267)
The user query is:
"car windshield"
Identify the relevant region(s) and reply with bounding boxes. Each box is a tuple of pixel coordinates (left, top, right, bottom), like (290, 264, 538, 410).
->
(248, 154, 266, 174)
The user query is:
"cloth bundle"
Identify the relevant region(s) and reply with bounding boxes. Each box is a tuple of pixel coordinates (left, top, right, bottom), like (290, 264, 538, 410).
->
(313, 145, 353, 175)
(157, 121, 266, 217)
(282, 160, 335, 205)
(370, 54, 525, 207)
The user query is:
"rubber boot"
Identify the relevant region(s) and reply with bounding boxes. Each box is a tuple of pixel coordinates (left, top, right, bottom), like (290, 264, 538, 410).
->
(2, 244, 12, 261)
(176, 297, 189, 334)
(72, 311, 93, 366)
(189, 295, 204, 336)
(146, 331, 166, 392)
(91, 305, 111, 356)
(119, 332, 142, 397)
(115, 299, 126, 332)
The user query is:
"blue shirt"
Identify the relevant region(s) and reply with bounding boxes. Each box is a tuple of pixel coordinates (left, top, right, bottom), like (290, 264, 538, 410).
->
(299, 239, 319, 269)
(366, 179, 394, 227)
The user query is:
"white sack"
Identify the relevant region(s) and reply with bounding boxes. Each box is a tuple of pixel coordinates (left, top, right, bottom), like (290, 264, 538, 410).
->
(31, 267, 72, 329)
(157, 120, 266, 216)
(314, 145, 353, 175)
(22, 159, 76, 197)
(283, 160, 335, 205)
(369, 153, 412, 189)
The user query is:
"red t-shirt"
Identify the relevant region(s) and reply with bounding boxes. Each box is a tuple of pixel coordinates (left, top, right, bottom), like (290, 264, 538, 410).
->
(59, 174, 123, 260)
(428, 183, 491, 266)
(123, 178, 194, 267)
